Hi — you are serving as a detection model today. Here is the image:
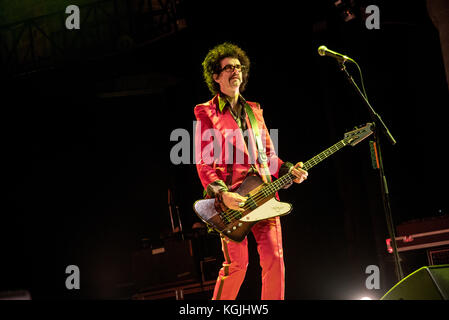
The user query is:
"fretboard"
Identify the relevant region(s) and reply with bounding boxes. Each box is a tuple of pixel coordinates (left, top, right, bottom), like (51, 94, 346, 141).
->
(258, 138, 349, 198)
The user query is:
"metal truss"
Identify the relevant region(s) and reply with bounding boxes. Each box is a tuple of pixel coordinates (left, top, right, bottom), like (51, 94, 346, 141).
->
(0, 0, 186, 76)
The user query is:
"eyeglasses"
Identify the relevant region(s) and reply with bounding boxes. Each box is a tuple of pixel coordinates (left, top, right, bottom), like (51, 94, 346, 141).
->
(220, 64, 247, 73)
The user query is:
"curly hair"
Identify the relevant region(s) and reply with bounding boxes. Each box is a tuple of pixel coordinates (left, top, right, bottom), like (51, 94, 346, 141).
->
(202, 42, 250, 95)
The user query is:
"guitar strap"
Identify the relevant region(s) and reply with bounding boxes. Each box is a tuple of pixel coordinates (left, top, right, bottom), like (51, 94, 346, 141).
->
(244, 103, 272, 183)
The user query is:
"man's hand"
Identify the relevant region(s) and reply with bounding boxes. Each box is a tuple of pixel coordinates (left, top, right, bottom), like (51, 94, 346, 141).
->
(221, 192, 248, 211)
(291, 162, 308, 184)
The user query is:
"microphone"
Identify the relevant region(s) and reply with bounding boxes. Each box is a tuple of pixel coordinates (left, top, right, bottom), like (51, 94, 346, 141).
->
(318, 45, 355, 63)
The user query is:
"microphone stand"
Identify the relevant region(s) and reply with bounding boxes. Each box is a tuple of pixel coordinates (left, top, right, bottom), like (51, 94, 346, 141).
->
(337, 61, 404, 282)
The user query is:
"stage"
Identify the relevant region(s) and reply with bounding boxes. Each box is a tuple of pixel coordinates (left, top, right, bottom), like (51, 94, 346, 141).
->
(1, 0, 448, 301)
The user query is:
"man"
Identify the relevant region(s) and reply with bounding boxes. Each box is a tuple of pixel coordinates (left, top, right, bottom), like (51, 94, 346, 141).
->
(194, 42, 308, 300)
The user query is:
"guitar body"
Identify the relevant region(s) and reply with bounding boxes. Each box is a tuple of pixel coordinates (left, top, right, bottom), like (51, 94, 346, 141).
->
(193, 175, 292, 242)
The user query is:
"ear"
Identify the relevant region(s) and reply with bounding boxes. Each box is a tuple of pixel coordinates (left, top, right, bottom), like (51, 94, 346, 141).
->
(213, 73, 220, 83)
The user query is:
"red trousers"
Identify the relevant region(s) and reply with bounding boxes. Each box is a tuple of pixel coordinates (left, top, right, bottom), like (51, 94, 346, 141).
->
(212, 216, 285, 300)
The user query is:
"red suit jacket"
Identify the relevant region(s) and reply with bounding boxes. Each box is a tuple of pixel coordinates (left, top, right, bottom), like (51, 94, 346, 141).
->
(194, 94, 290, 197)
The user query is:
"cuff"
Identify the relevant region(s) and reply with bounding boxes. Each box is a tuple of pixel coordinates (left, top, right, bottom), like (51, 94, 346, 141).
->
(206, 180, 229, 198)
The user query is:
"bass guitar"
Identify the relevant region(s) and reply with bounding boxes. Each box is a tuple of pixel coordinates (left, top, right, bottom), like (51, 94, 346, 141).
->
(193, 123, 374, 242)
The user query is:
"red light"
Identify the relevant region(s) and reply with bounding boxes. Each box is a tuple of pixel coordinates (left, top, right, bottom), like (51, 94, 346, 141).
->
(385, 238, 393, 253)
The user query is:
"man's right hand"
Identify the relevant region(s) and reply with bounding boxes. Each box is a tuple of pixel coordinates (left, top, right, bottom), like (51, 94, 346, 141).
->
(221, 192, 248, 211)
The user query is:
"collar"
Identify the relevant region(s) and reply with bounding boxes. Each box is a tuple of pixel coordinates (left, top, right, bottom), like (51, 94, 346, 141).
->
(217, 93, 247, 113)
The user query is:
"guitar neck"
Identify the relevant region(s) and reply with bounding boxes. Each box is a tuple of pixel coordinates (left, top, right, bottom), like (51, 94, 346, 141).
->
(262, 138, 349, 195)
(303, 138, 348, 171)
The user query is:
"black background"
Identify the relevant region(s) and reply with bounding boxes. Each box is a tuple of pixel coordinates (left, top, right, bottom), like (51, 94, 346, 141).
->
(2, 0, 448, 300)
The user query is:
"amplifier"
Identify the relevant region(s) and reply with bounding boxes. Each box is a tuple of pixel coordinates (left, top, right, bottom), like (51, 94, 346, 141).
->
(386, 216, 449, 253)
(428, 247, 449, 265)
(132, 237, 200, 292)
(386, 216, 449, 275)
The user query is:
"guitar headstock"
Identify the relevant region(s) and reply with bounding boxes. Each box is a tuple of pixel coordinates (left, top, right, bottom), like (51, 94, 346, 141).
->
(344, 123, 374, 146)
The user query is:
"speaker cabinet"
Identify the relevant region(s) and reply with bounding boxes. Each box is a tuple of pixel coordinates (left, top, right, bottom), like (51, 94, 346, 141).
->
(381, 265, 449, 300)
(132, 237, 200, 291)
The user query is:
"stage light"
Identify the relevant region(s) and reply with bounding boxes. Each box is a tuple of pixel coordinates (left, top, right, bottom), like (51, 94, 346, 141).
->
(359, 296, 372, 300)
(334, 0, 357, 22)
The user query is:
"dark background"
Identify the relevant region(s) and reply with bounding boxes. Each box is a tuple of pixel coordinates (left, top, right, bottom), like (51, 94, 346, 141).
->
(2, 0, 448, 300)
